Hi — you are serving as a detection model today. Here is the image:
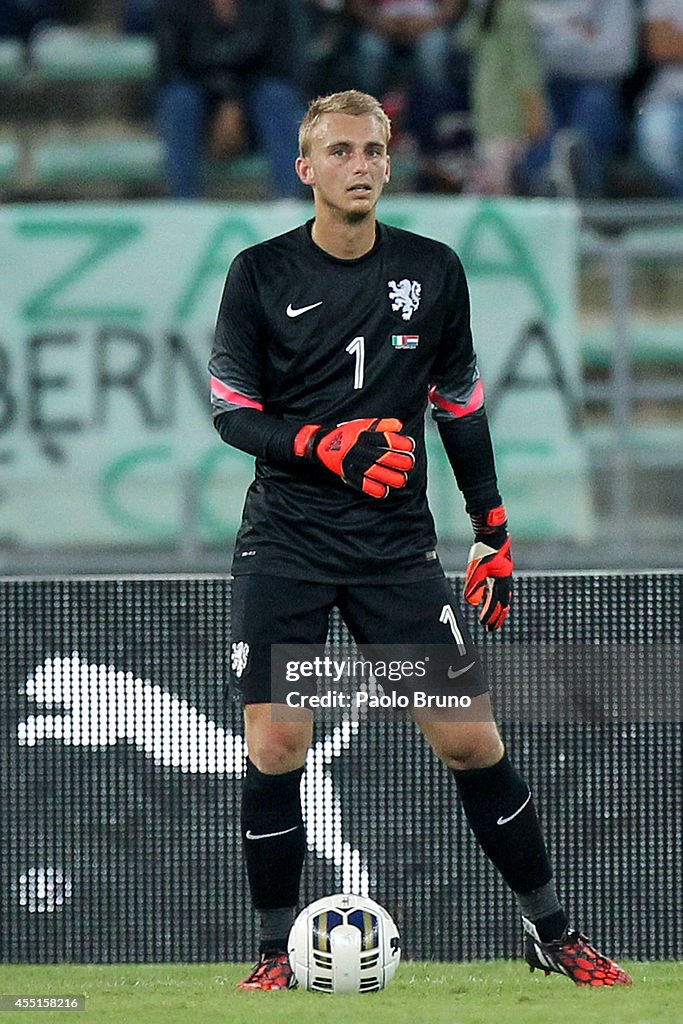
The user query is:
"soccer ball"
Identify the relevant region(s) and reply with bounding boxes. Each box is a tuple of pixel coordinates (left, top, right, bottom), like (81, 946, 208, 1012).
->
(288, 893, 400, 994)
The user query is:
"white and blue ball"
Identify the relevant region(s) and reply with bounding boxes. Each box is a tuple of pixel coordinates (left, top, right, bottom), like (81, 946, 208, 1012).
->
(288, 893, 400, 994)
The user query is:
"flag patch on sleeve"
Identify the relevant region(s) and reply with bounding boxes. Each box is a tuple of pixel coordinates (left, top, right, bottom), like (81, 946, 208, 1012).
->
(392, 334, 419, 349)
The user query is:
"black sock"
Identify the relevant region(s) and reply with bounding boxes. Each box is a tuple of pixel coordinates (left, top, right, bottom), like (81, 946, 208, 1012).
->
(241, 759, 306, 930)
(451, 753, 555, 897)
(533, 908, 569, 942)
(517, 881, 568, 941)
(258, 908, 296, 955)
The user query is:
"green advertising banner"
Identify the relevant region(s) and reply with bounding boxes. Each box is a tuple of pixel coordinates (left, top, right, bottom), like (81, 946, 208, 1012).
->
(0, 198, 592, 551)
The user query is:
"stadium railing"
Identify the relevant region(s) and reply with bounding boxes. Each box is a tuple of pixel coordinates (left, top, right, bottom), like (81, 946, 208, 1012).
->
(578, 202, 683, 556)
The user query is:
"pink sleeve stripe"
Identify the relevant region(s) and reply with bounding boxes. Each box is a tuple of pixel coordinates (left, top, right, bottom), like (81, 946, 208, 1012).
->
(429, 378, 485, 418)
(210, 376, 263, 411)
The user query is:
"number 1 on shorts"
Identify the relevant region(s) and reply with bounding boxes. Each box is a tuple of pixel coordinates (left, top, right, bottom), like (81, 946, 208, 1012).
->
(440, 604, 466, 654)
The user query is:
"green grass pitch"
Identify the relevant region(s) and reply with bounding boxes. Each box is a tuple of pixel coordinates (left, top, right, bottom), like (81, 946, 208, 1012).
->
(0, 961, 681, 1024)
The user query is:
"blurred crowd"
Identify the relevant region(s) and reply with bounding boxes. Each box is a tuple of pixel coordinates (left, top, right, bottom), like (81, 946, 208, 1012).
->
(2, 0, 683, 202)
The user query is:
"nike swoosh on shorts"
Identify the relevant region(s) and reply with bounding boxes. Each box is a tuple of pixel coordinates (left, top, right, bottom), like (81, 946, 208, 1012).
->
(447, 661, 475, 679)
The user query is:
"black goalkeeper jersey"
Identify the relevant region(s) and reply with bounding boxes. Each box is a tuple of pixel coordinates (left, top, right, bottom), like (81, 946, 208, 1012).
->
(209, 220, 485, 583)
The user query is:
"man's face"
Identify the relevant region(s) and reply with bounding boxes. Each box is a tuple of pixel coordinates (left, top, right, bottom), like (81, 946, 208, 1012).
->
(296, 113, 391, 221)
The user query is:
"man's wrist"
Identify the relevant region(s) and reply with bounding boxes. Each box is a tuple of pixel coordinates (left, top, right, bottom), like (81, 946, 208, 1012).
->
(294, 423, 321, 458)
(469, 504, 508, 543)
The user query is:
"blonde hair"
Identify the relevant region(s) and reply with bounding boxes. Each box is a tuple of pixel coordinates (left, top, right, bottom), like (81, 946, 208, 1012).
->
(298, 90, 392, 157)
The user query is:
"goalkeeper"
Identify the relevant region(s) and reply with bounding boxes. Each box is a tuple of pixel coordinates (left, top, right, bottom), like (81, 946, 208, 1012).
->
(208, 89, 631, 991)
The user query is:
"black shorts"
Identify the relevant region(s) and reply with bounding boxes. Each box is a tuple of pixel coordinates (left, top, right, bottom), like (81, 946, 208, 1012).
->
(230, 573, 488, 705)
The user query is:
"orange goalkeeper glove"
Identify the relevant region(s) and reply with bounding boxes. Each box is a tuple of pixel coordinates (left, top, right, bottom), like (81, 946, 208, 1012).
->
(294, 417, 415, 499)
(464, 504, 513, 630)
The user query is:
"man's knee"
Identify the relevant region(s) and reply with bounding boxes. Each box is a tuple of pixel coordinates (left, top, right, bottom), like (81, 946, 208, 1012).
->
(420, 719, 505, 771)
(248, 739, 309, 775)
(443, 733, 505, 771)
(245, 707, 312, 774)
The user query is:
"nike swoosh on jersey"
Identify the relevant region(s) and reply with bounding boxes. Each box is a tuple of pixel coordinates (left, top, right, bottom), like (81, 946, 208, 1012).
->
(496, 791, 531, 826)
(286, 301, 323, 318)
(245, 825, 300, 841)
(447, 661, 475, 679)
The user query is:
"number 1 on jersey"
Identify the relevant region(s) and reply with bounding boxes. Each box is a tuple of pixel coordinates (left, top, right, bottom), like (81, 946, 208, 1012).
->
(346, 336, 365, 390)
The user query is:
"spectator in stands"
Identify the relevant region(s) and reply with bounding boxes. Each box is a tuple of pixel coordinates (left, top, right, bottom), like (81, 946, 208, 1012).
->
(156, 0, 305, 199)
(525, 0, 638, 197)
(460, 0, 549, 195)
(0, 0, 59, 41)
(301, 0, 357, 96)
(348, 1, 462, 98)
(122, 0, 158, 36)
(347, 1, 464, 189)
(636, 0, 683, 196)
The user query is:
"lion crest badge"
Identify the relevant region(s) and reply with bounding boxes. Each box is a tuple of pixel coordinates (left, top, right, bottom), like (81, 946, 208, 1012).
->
(388, 279, 422, 321)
